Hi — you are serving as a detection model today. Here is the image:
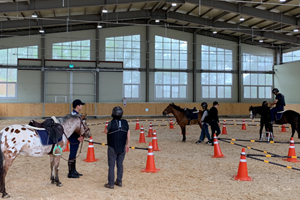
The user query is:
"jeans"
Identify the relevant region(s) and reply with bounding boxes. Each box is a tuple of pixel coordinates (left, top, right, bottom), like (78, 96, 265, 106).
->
(270, 106, 284, 122)
(107, 146, 126, 186)
(199, 123, 211, 141)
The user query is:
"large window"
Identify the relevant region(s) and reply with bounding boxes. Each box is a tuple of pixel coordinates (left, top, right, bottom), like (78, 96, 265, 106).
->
(201, 45, 233, 98)
(105, 35, 140, 98)
(0, 68, 17, 98)
(155, 36, 187, 99)
(0, 46, 38, 65)
(242, 53, 273, 99)
(52, 40, 90, 60)
(283, 50, 300, 63)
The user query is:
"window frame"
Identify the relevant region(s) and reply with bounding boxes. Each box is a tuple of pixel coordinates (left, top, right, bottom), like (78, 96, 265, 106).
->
(52, 40, 91, 60)
(0, 68, 18, 99)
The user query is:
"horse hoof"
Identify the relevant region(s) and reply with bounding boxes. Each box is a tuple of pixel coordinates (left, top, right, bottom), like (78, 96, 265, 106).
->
(51, 180, 55, 184)
(56, 182, 63, 187)
(181, 140, 186, 143)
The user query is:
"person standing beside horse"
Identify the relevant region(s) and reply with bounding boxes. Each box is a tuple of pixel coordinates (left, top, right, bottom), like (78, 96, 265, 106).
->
(209, 101, 220, 145)
(68, 99, 85, 178)
(104, 106, 130, 189)
(196, 102, 211, 144)
(269, 88, 286, 124)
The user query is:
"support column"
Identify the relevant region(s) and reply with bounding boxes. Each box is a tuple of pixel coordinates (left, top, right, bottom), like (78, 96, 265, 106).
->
(275, 46, 282, 65)
(193, 32, 197, 102)
(95, 28, 100, 116)
(237, 36, 242, 103)
(146, 25, 150, 102)
(41, 34, 46, 117)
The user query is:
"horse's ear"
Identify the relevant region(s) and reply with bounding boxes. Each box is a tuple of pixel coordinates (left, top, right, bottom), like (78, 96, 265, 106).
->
(81, 114, 87, 120)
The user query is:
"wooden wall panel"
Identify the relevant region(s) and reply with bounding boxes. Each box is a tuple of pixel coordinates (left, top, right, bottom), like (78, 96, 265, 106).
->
(0, 102, 299, 118)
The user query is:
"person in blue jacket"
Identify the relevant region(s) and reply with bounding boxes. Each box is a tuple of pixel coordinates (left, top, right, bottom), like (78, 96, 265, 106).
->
(269, 88, 285, 124)
(68, 99, 85, 178)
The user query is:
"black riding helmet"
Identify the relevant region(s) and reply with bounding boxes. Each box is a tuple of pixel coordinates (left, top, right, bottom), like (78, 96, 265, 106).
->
(111, 106, 123, 119)
(201, 102, 208, 109)
(272, 88, 279, 94)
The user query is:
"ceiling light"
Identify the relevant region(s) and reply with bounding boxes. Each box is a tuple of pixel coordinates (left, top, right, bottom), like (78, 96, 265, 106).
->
(171, 3, 177, 6)
(213, 30, 217, 34)
(155, 19, 160, 23)
(97, 23, 102, 29)
(279, 0, 286, 2)
(259, 39, 263, 43)
(31, 12, 38, 18)
(102, 8, 108, 13)
(294, 28, 299, 32)
(39, 29, 45, 33)
(239, 16, 245, 21)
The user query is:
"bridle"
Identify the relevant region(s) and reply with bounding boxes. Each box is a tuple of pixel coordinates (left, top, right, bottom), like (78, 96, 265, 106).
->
(78, 116, 90, 138)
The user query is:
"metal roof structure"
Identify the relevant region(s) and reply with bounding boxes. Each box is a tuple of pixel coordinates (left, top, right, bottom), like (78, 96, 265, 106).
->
(1, 0, 300, 50)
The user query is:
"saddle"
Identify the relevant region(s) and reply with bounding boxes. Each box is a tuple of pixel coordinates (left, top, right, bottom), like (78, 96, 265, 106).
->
(28, 118, 64, 144)
(184, 107, 199, 123)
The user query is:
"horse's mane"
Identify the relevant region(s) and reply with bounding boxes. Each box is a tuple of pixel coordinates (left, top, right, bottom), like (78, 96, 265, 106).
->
(58, 114, 81, 125)
(171, 103, 185, 112)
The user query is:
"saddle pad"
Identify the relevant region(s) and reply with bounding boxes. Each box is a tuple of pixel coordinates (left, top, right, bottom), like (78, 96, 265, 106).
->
(36, 129, 62, 146)
(185, 113, 199, 120)
(276, 113, 283, 121)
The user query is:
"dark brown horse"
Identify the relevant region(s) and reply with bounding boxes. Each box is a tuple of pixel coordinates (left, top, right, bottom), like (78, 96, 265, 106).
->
(250, 106, 300, 139)
(162, 103, 203, 142)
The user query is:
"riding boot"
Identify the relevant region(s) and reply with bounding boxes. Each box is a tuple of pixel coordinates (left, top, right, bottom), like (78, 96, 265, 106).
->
(68, 160, 79, 178)
(73, 159, 83, 176)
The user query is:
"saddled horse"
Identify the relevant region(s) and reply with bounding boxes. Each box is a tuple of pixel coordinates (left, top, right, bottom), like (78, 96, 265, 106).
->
(0, 114, 90, 198)
(162, 103, 203, 142)
(249, 106, 300, 139)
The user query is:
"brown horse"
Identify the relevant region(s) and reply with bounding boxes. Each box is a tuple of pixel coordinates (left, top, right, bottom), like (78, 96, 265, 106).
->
(162, 103, 203, 142)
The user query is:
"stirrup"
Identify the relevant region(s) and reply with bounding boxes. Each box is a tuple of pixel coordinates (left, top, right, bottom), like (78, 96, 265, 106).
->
(53, 144, 62, 156)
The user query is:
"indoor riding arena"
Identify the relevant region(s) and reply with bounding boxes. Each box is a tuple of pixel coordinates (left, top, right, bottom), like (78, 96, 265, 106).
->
(1, 0, 300, 200)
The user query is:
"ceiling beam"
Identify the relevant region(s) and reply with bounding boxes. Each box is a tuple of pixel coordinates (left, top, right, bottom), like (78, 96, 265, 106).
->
(212, 11, 229, 23)
(266, 0, 293, 11)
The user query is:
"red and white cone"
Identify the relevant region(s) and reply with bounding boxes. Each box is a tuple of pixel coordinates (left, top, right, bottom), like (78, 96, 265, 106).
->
(83, 137, 99, 162)
(280, 124, 287, 132)
(169, 118, 174, 129)
(102, 120, 108, 133)
(241, 118, 246, 130)
(152, 130, 161, 151)
(283, 137, 300, 162)
(212, 134, 225, 158)
(147, 122, 153, 137)
(63, 141, 70, 152)
(141, 142, 160, 173)
(234, 148, 252, 181)
(221, 120, 227, 135)
(135, 118, 140, 130)
(138, 126, 146, 143)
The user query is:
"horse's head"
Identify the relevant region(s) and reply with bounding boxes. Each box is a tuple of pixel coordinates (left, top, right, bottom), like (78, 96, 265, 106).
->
(249, 106, 257, 119)
(78, 114, 91, 138)
(162, 103, 173, 115)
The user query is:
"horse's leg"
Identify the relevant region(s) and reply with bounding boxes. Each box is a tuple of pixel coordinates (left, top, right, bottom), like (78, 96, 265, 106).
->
(54, 156, 63, 187)
(1, 154, 17, 198)
(181, 126, 186, 142)
(291, 123, 296, 139)
(50, 155, 55, 184)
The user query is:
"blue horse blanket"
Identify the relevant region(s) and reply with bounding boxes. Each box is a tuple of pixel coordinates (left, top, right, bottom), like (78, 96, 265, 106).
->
(36, 129, 62, 145)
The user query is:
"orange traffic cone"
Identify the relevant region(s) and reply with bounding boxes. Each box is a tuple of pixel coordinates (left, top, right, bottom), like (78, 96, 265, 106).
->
(212, 134, 225, 158)
(152, 130, 161, 151)
(83, 137, 99, 162)
(141, 142, 160, 173)
(241, 118, 246, 130)
(169, 118, 174, 129)
(63, 141, 70, 152)
(138, 126, 146, 143)
(147, 122, 153, 137)
(280, 124, 287, 132)
(221, 120, 227, 135)
(283, 137, 300, 162)
(234, 148, 252, 181)
(135, 118, 140, 130)
(102, 120, 108, 133)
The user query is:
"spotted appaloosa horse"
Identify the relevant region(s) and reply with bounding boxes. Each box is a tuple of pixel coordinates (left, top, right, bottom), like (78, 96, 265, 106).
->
(0, 114, 90, 198)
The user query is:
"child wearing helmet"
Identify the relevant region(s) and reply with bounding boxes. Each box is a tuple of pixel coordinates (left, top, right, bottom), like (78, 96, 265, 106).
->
(196, 102, 211, 144)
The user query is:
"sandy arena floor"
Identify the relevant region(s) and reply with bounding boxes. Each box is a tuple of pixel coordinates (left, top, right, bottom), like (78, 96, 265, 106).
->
(0, 117, 299, 200)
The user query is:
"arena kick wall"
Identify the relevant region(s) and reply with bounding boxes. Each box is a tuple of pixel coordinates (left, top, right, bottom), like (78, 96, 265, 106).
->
(1, 102, 300, 118)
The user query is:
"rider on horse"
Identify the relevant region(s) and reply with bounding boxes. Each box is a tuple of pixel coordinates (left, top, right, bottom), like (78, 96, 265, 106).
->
(269, 88, 286, 124)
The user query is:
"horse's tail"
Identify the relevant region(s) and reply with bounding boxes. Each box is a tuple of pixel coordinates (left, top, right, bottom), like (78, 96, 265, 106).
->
(297, 113, 300, 139)
(0, 132, 5, 192)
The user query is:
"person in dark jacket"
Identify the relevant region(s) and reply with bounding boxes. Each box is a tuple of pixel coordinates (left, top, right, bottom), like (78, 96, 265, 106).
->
(68, 99, 85, 178)
(269, 88, 285, 124)
(195, 102, 211, 144)
(209, 101, 220, 145)
(104, 106, 131, 189)
(260, 101, 272, 139)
